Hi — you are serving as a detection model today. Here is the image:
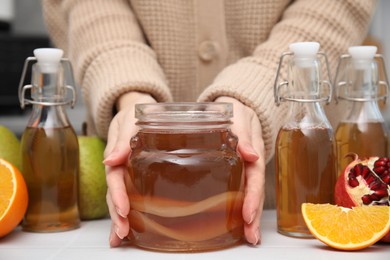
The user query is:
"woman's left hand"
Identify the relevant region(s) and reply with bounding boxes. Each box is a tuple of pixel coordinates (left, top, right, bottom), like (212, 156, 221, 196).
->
(215, 96, 265, 245)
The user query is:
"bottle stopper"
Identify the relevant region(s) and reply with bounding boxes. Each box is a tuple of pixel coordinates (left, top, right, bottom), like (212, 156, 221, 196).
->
(348, 46, 377, 70)
(289, 42, 320, 68)
(33, 48, 64, 74)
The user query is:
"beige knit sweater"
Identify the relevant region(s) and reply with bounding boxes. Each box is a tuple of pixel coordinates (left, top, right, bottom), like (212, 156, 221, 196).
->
(42, 0, 376, 207)
(42, 0, 376, 157)
(43, 0, 375, 161)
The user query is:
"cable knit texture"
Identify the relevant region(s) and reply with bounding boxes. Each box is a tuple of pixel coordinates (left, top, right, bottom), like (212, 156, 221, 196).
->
(42, 0, 376, 208)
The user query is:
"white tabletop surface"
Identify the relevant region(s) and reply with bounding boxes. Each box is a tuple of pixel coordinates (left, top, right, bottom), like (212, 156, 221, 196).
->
(0, 210, 388, 260)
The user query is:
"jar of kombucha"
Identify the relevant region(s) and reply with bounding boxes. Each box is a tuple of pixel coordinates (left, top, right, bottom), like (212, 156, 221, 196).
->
(127, 102, 244, 252)
(18, 48, 80, 232)
(274, 42, 337, 238)
(334, 46, 389, 173)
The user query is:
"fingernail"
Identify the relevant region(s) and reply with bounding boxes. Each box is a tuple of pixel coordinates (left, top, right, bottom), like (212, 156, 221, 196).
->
(109, 231, 115, 245)
(115, 225, 124, 239)
(246, 144, 258, 156)
(253, 231, 260, 245)
(247, 211, 256, 224)
(251, 228, 260, 245)
(103, 153, 115, 164)
(116, 207, 126, 218)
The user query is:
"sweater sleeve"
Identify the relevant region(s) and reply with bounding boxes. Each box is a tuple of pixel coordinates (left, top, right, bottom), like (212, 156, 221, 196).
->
(198, 0, 377, 162)
(42, 0, 172, 138)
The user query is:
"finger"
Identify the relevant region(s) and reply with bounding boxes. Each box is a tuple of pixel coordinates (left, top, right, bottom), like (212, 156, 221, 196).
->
(243, 159, 265, 245)
(106, 165, 130, 247)
(107, 188, 129, 246)
(106, 165, 131, 217)
(242, 156, 265, 222)
(107, 188, 129, 235)
(242, 123, 265, 244)
(228, 108, 259, 162)
(109, 222, 123, 247)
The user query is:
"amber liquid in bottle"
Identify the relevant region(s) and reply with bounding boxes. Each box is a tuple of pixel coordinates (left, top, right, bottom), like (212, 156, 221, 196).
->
(336, 121, 388, 173)
(21, 126, 80, 232)
(128, 130, 244, 252)
(276, 127, 337, 237)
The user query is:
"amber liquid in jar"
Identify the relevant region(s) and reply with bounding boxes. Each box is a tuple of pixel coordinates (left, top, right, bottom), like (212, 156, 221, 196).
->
(276, 127, 337, 237)
(21, 126, 80, 232)
(335, 121, 388, 173)
(128, 129, 244, 252)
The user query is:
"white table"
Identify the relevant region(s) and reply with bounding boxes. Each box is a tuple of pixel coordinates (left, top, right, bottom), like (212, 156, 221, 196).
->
(1, 210, 388, 260)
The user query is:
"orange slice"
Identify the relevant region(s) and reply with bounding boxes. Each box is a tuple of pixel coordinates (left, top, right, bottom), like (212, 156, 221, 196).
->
(301, 203, 390, 251)
(0, 158, 28, 237)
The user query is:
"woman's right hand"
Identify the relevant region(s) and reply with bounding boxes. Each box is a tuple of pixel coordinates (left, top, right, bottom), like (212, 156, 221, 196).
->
(103, 91, 156, 247)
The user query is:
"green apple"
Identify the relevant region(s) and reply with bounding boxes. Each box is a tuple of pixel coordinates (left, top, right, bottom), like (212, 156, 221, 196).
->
(0, 125, 21, 172)
(78, 136, 108, 220)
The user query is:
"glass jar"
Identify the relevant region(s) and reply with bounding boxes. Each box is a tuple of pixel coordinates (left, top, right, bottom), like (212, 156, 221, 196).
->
(127, 102, 244, 252)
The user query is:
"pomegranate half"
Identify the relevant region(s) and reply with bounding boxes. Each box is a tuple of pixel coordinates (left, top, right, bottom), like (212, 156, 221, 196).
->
(334, 154, 390, 242)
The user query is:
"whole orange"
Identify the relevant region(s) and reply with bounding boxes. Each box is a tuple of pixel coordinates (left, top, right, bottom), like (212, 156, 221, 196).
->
(0, 158, 28, 237)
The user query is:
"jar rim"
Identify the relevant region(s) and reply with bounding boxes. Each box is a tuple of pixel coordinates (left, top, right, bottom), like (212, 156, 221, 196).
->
(135, 102, 232, 120)
(134, 103, 233, 130)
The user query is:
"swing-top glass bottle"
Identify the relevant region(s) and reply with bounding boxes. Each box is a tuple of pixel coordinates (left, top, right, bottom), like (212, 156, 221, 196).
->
(274, 42, 337, 238)
(334, 46, 389, 172)
(18, 48, 80, 232)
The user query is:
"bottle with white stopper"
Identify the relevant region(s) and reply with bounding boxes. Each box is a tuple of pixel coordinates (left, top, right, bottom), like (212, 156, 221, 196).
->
(18, 48, 80, 232)
(274, 42, 337, 237)
(334, 46, 389, 174)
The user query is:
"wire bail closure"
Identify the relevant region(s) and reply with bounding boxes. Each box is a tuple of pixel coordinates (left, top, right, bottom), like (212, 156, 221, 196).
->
(334, 53, 389, 104)
(274, 51, 333, 106)
(18, 57, 77, 109)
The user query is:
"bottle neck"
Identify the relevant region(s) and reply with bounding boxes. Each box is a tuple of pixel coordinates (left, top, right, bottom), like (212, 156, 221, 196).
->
(347, 65, 378, 99)
(27, 104, 71, 128)
(31, 66, 69, 105)
(283, 59, 332, 129)
(26, 64, 73, 128)
(342, 100, 384, 123)
(287, 61, 321, 100)
(339, 61, 385, 123)
(285, 101, 332, 129)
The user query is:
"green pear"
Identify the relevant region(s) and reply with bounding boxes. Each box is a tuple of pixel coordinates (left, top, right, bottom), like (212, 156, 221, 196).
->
(0, 125, 21, 172)
(78, 136, 108, 220)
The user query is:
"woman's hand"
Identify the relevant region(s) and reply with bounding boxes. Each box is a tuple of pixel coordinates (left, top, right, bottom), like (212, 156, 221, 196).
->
(215, 96, 265, 245)
(103, 91, 156, 247)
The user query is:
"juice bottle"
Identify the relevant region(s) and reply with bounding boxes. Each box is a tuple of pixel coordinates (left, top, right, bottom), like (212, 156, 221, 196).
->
(274, 42, 337, 237)
(334, 46, 389, 173)
(18, 48, 80, 232)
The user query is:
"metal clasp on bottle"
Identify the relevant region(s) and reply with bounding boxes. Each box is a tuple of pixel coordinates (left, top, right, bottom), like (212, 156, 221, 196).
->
(18, 57, 77, 109)
(334, 54, 389, 103)
(274, 52, 333, 106)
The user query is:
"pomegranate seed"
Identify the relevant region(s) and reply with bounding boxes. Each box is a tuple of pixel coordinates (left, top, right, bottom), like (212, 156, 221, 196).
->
(374, 189, 389, 197)
(365, 174, 376, 184)
(361, 195, 372, 205)
(369, 181, 383, 190)
(348, 177, 359, 188)
(382, 175, 390, 184)
(361, 167, 371, 178)
(374, 166, 385, 174)
(370, 193, 380, 201)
